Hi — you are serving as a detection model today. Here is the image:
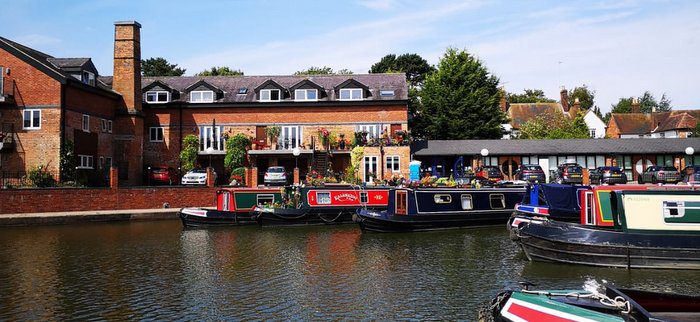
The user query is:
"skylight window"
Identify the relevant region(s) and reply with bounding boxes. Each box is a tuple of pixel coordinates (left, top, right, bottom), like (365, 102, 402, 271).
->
(380, 90, 395, 97)
(238, 88, 248, 94)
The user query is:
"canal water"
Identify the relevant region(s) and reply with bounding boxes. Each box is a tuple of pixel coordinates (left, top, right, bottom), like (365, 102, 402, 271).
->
(0, 220, 698, 320)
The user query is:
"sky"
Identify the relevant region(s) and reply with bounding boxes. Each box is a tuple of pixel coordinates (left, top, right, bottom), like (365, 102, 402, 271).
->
(3, 0, 699, 112)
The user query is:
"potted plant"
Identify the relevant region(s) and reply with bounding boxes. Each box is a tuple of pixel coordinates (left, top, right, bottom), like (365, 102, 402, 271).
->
(266, 125, 281, 149)
(338, 133, 346, 150)
(317, 127, 330, 148)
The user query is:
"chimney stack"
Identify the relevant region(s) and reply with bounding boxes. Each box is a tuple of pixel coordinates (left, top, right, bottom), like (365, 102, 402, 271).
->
(499, 88, 508, 113)
(569, 97, 581, 118)
(113, 21, 142, 113)
(560, 87, 569, 112)
(631, 98, 641, 113)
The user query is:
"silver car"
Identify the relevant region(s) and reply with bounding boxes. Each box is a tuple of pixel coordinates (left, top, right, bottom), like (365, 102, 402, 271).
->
(264, 166, 288, 185)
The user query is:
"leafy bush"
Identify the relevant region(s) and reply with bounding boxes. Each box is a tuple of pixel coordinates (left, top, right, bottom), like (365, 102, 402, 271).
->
(224, 134, 252, 175)
(26, 165, 56, 187)
(180, 134, 200, 173)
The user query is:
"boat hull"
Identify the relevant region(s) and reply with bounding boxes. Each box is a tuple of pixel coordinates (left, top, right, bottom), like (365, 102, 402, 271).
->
(355, 208, 515, 233)
(254, 207, 357, 226)
(178, 208, 257, 228)
(511, 216, 700, 269)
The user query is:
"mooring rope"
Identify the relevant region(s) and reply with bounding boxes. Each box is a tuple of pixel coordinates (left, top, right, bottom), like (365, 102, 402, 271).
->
(521, 290, 631, 313)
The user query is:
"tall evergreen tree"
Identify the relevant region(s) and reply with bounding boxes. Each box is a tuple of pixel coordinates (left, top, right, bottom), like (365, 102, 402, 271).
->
(415, 48, 506, 139)
(141, 57, 186, 76)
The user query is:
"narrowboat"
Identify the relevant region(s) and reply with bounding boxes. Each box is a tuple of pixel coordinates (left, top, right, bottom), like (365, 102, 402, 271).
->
(480, 285, 700, 321)
(353, 185, 526, 233)
(253, 185, 390, 226)
(510, 186, 700, 269)
(513, 184, 590, 222)
(179, 187, 283, 227)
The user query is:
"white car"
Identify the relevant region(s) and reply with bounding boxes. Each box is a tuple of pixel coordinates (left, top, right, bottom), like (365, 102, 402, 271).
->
(264, 166, 288, 185)
(181, 169, 213, 185)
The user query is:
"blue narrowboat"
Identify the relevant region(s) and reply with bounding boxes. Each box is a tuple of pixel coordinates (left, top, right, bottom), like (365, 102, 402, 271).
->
(353, 186, 525, 232)
(513, 183, 590, 222)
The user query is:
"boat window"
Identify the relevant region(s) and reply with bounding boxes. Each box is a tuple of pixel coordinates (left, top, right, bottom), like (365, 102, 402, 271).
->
(584, 191, 594, 225)
(317, 192, 331, 205)
(360, 192, 368, 203)
(221, 191, 231, 211)
(490, 194, 505, 209)
(460, 194, 473, 210)
(257, 194, 275, 206)
(434, 194, 452, 204)
(396, 190, 408, 215)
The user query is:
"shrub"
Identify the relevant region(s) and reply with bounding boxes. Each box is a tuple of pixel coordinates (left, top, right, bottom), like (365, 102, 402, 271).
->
(180, 134, 199, 172)
(26, 165, 56, 187)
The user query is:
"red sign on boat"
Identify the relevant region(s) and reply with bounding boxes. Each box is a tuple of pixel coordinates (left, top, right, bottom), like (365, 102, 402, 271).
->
(306, 189, 389, 207)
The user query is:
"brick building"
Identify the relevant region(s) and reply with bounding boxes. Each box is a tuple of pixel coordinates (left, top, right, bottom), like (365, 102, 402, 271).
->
(607, 99, 699, 138)
(0, 21, 145, 185)
(1, 21, 409, 186)
(97, 74, 410, 184)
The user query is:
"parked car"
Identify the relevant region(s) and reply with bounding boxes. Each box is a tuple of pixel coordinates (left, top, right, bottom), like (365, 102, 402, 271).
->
(638, 165, 680, 184)
(474, 166, 504, 183)
(553, 161, 583, 184)
(181, 168, 214, 185)
(514, 164, 545, 183)
(681, 165, 700, 184)
(264, 166, 288, 185)
(588, 166, 627, 185)
(147, 166, 177, 185)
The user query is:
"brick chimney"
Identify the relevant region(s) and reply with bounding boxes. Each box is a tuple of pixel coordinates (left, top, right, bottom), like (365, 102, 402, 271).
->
(112, 21, 144, 185)
(631, 98, 640, 113)
(560, 87, 569, 112)
(113, 21, 142, 113)
(499, 89, 508, 113)
(569, 97, 581, 118)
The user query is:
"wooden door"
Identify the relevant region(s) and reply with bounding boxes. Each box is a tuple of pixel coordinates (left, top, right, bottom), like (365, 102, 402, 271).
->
(256, 126, 266, 147)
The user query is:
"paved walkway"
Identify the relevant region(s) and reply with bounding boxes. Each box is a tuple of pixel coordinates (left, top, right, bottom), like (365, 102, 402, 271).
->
(0, 208, 185, 226)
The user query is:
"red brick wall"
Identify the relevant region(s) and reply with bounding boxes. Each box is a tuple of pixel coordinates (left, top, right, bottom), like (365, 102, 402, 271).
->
(0, 47, 61, 106)
(0, 186, 216, 214)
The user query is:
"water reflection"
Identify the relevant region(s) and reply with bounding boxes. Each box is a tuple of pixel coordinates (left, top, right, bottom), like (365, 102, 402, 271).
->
(0, 221, 698, 320)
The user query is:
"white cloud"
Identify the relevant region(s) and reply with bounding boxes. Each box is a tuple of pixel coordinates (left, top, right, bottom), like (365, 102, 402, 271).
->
(13, 34, 62, 47)
(357, 0, 396, 10)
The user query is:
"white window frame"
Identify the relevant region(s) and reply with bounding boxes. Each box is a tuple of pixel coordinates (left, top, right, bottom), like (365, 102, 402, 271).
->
(23, 109, 41, 130)
(101, 119, 107, 132)
(78, 155, 93, 169)
(107, 120, 113, 133)
(82, 114, 90, 132)
(294, 89, 318, 101)
(339, 88, 363, 101)
(363, 156, 378, 183)
(149, 127, 164, 142)
(82, 71, 95, 86)
(380, 90, 394, 97)
(278, 125, 302, 149)
(358, 124, 381, 139)
(386, 155, 400, 172)
(259, 89, 281, 102)
(145, 91, 170, 103)
(190, 90, 214, 103)
(589, 128, 596, 138)
(200, 126, 224, 151)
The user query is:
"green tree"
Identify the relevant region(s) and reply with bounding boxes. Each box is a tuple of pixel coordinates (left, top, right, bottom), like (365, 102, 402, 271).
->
(224, 134, 252, 176)
(294, 66, 334, 75)
(369, 53, 435, 86)
(60, 139, 76, 182)
(691, 122, 700, 137)
(180, 134, 199, 173)
(415, 48, 506, 139)
(196, 66, 244, 76)
(336, 68, 354, 75)
(611, 91, 673, 114)
(519, 112, 590, 139)
(507, 89, 555, 103)
(567, 85, 595, 110)
(141, 57, 186, 76)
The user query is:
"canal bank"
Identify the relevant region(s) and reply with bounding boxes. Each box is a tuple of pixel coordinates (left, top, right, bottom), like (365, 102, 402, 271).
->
(0, 208, 182, 226)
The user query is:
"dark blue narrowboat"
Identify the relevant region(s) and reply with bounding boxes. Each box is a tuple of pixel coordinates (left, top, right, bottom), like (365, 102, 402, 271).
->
(353, 186, 525, 232)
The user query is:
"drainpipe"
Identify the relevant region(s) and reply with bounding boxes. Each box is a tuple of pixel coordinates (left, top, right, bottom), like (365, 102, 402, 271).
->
(178, 102, 183, 175)
(59, 83, 66, 182)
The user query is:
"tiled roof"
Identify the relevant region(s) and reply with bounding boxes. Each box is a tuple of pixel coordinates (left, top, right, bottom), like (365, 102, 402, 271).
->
(609, 113, 651, 134)
(508, 103, 565, 128)
(101, 74, 408, 103)
(47, 58, 91, 69)
(412, 138, 700, 156)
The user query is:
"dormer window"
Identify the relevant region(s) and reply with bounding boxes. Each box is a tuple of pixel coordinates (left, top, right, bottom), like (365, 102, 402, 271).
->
(190, 91, 214, 103)
(81, 71, 95, 86)
(260, 89, 281, 102)
(339, 88, 363, 100)
(294, 89, 318, 101)
(145, 91, 170, 103)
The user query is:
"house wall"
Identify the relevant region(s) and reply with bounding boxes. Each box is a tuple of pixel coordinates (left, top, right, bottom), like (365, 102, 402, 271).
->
(583, 110, 607, 138)
(0, 47, 62, 175)
(361, 146, 410, 181)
